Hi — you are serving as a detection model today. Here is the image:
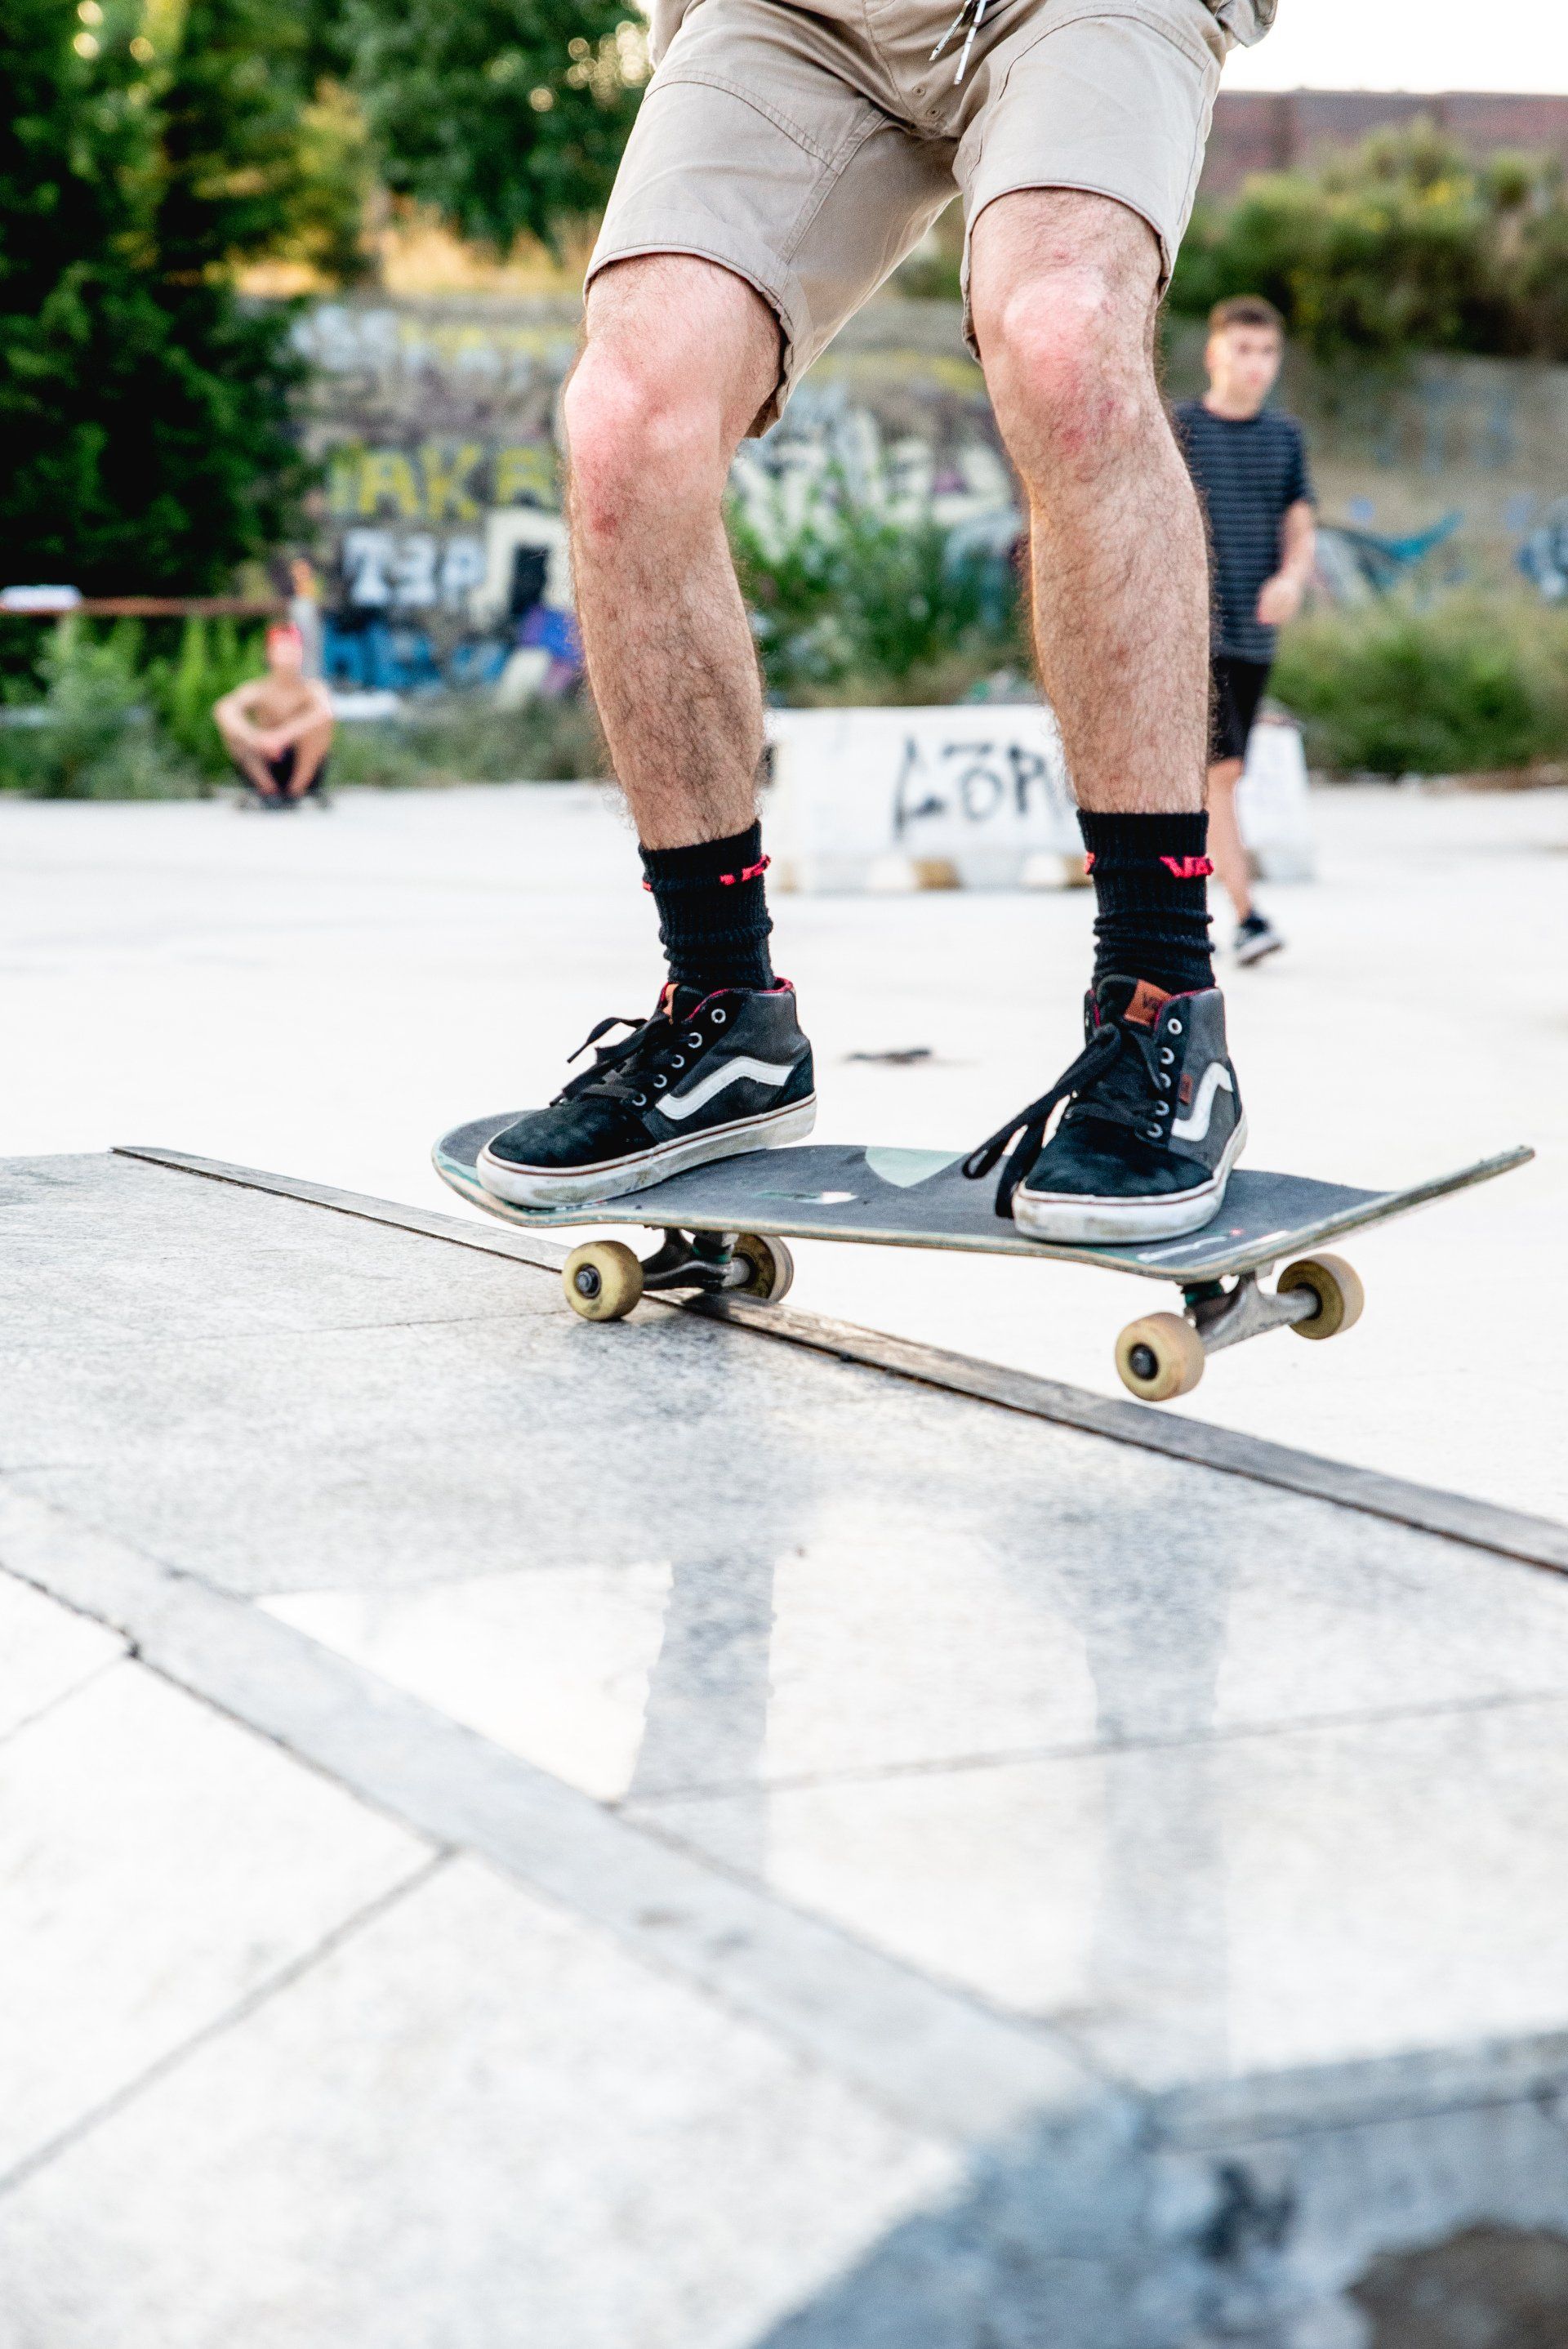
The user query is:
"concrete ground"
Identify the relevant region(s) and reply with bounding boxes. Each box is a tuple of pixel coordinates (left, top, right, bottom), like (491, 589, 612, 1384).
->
(2, 778, 1561, 1516)
(6, 1146, 1568, 2347)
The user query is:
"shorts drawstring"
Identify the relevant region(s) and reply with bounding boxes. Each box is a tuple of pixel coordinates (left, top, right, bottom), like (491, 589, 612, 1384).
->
(929, 0, 989, 82)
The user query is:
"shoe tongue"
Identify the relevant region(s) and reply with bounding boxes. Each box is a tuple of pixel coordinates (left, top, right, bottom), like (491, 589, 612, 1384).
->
(658, 982, 709, 1023)
(1096, 976, 1172, 1030)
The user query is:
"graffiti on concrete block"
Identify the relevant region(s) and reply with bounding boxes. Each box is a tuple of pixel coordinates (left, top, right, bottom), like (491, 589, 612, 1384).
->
(891, 734, 1060, 839)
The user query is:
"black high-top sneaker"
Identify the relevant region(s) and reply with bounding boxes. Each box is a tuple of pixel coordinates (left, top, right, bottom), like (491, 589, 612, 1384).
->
(964, 978, 1246, 1243)
(477, 981, 816, 1208)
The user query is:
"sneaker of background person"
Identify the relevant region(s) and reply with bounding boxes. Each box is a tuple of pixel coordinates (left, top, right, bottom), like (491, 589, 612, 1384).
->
(477, 982, 816, 1208)
(1234, 909, 1285, 965)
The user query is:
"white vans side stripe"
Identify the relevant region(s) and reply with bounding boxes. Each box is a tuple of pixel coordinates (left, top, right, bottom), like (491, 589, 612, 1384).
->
(656, 1057, 794, 1122)
(1170, 1061, 1235, 1143)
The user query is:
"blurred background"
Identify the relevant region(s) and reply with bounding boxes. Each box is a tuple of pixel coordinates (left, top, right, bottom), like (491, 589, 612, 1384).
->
(7, 0, 1568, 785)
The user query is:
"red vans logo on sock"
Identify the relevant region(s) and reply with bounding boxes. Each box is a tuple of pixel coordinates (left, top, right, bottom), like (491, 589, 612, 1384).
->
(1160, 855, 1214, 880)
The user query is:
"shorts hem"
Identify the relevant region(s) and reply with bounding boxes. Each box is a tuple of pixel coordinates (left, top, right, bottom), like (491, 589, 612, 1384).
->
(959, 180, 1175, 355)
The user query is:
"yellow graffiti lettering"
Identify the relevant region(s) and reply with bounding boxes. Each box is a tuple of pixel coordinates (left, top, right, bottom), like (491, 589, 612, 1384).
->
(493, 444, 558, 507)
(356, 449, 422, 519)
(326, 452, 362, 519)
(421, 442, 483, 523)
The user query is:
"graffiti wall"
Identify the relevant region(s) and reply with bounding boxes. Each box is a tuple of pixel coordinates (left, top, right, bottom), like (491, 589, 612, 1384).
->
(292, 298, 581, 692)
(289, 294, 1019, 693)
(291, 293, 1568, 693)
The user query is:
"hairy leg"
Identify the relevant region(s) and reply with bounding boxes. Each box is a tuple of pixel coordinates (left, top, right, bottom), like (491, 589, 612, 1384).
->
(1205, 756, 1252, 919)
(969, 189, 1209, 813)
(564, 256, 782, 849)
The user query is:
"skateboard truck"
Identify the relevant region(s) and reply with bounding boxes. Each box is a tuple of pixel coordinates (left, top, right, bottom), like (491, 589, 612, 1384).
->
(561, 1228, 795, 1322)
(1114, 1254, 1365, 1403)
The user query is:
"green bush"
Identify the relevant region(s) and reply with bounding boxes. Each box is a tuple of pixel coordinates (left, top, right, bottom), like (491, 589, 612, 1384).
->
(1, 0, 329, 593)
(344, 0, 648, 255)
(0, 613, 610, 795)
(143, 618, 270, 774)
(0, 619, 199, 798)
(1171, 122, 1568, 364)
(332, 693, 605, 784)
(1272, 599, 1568, 775)
(730, 496, 1020, 699)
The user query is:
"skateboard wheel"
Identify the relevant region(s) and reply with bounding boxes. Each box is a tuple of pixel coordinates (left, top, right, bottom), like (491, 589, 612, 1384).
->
(1279, 1253, 1364, 1341)
(733, 1232, 794, 1304)
(562, 1240, 644, 1322)
(1115, 1312, 1205, 1402)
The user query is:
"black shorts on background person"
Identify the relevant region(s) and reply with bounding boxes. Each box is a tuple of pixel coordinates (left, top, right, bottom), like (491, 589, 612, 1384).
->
(1209, 655, 1272, 767)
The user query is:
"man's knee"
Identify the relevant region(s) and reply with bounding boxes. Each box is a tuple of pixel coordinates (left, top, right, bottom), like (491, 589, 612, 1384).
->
(985, 264, 1156, 473)
(565, 262, 777, 539)
(971, 189, 1163, 478)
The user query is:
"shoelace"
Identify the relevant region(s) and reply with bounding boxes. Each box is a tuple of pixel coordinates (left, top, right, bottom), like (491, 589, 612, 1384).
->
(558, 1011, 671, 1104)
(961, 1023, 1124, 1218)
(929, 0, 990, 83)
(558, 1004, 717, 1112)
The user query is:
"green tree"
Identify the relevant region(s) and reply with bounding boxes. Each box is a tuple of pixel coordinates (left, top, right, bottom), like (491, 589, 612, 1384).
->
(1170, 122, 1568, 364)
(344, 0, 648, 251)
(0, 0, 364, 592)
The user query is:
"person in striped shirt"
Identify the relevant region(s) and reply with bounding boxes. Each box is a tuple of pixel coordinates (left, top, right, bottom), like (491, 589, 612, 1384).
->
(1175, 295, 1316, 965)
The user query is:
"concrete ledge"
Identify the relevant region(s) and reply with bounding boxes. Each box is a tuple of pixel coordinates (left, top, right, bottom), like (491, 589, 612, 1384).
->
(116, 1145, 1568, 1578)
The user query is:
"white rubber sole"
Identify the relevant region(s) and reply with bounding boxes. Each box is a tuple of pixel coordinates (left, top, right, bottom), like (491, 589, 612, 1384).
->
(1235, 929, 1284, 967)
(1012, 1113, 1250, 1245)
(476, 1094, 817, 1209)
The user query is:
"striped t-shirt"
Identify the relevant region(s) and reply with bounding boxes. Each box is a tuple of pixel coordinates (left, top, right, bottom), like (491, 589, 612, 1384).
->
(1174, 399, 1313, 664)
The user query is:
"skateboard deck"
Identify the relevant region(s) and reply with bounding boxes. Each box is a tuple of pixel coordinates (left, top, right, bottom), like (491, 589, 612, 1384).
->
(434, 1117, 1530, 1284)
(434, 1118, 1530, 1397)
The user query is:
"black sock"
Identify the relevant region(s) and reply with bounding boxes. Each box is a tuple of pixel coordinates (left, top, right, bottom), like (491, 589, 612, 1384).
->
(1077, 811, 1214, 996)
(639, 821, 774, 995)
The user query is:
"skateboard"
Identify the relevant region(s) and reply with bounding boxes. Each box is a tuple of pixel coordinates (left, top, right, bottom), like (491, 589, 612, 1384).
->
(433, 1118, 1531, 1402)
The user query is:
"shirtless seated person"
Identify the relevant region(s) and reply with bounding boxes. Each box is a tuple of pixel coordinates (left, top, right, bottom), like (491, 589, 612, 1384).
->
(213, 622, 334, 808)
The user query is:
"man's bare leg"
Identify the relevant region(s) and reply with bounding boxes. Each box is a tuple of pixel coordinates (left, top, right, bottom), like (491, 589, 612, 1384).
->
(962, 189, 1246, 1245)
(283, 721, 333, 797)
(473, 254, 817, 1211)
(564, 256, 782, 849)
(219, 731, 280, 798)
(1205, 756, 1252, 920)
(969, 189, 1208, 814)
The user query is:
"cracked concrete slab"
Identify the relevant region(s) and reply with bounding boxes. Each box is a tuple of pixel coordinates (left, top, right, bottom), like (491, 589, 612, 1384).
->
(0, 1573, 122, 1742)
(0, 1658, 429, 2178)
(0, 1856, 960, 2349)
(4, 1146, 1568, 2346)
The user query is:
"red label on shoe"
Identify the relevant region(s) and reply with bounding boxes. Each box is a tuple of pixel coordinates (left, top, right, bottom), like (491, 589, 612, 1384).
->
(1179, 1072, 1195, 1106)
(1123, 980, 1171, 1028)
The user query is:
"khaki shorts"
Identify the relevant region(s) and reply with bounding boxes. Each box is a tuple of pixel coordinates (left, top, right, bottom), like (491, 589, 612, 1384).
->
(589, 0, 1227, 429)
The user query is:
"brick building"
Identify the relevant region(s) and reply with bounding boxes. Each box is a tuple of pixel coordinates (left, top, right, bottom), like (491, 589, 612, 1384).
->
(1200, 89, 1568, 199)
